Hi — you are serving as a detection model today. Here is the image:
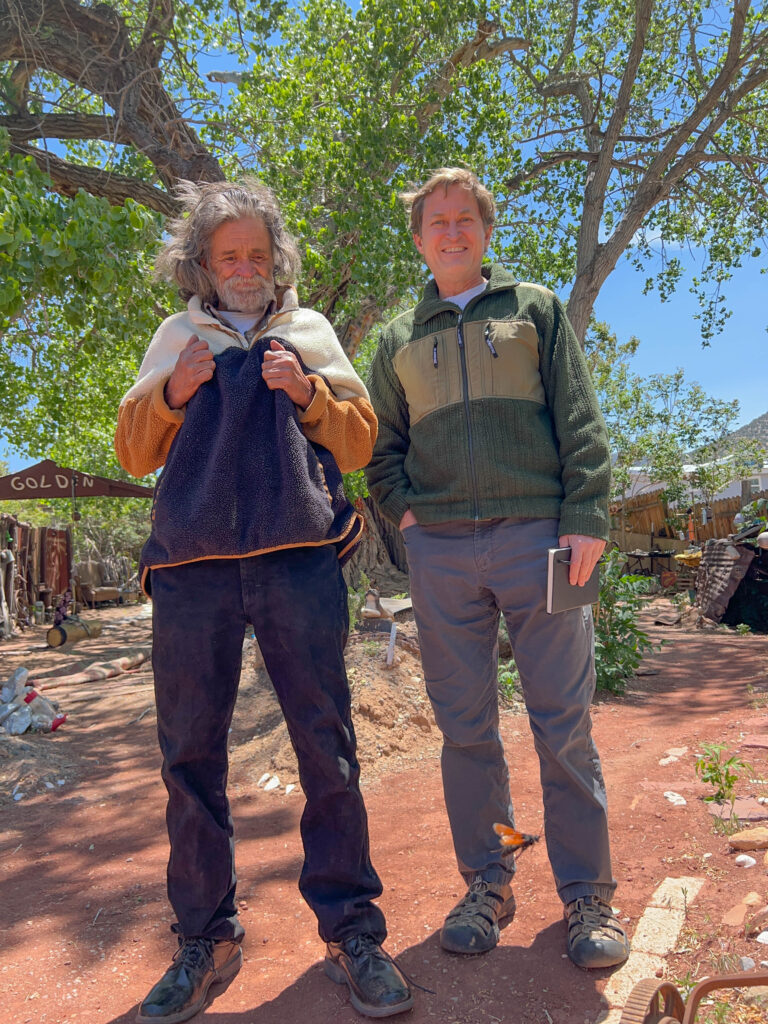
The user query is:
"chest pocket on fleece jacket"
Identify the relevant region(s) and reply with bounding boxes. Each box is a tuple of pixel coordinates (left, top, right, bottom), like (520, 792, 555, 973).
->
(463, 319, 546, 404)
(392, 329, 463, 426)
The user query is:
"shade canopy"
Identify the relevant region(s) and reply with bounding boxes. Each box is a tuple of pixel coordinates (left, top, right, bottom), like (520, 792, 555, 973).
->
(0, 459, 154, 500)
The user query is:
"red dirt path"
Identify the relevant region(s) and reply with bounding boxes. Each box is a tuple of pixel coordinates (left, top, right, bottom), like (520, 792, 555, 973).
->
(1, 609, 767, 1024)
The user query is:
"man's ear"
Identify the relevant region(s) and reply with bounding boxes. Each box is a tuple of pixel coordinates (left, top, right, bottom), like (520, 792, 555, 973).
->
(484, 224, 493, 251)
(413, 232, 424, 256)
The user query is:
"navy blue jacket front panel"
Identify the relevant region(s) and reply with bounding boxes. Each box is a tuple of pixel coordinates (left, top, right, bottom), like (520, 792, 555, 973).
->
(140, 338, 361, 582)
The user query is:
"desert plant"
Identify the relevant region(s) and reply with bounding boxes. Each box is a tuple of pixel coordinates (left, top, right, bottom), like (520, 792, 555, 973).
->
(593, 549, 656, 693)
(695, 743, 752, 807)
(347, 571, 371, 632)
(498, 659, 521, 704)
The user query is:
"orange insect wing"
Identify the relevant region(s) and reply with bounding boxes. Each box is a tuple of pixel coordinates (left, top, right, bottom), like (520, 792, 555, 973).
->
(492, 822, 540, 848)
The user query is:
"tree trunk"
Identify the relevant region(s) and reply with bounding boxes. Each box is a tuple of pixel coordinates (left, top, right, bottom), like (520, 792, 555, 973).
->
(363, 497, 407, 573)
(342, 498, 409, 591)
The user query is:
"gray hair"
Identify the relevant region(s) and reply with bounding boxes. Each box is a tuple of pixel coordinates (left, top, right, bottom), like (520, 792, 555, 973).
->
(156, 178, 302, 302)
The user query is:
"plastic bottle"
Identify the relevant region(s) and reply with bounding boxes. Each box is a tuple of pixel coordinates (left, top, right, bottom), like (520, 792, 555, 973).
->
(1, 666, 29, 704)
(23, 692, 64, 733)
(3, 704, 32, 734)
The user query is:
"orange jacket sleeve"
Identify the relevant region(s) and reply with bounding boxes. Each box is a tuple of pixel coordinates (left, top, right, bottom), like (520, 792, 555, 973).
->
(299, 375, 378, 473)
(114, 378, 184, 478)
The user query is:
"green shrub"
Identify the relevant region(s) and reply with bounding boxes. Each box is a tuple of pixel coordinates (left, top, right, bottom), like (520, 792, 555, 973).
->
(594, 549, 656, 693)
(342, 468, 369, 502)
(694, 743, 751, 807)
(347, 571, 370, 631)
(498, 658, 520, 704)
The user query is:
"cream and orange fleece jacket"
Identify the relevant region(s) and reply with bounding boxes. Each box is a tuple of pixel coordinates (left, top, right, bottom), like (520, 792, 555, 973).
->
(115, 287, 377, 477)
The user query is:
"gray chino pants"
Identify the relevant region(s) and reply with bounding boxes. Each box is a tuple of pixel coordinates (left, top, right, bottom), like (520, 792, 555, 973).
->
(402, 517, 616, 905)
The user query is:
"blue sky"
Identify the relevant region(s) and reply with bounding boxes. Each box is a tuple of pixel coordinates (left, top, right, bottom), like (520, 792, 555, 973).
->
(593, 256, 765, 429)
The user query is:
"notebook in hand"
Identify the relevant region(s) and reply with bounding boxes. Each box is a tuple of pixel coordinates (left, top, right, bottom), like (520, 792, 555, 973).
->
(546, 547, 600, 614)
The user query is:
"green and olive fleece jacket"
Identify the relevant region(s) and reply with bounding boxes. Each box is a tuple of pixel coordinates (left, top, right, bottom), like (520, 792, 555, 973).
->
(365, 264, 611, 540)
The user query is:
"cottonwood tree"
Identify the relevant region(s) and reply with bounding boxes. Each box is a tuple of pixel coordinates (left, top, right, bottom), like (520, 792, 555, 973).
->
(1, 0, 767, 473)
(492, 0, 768, 342)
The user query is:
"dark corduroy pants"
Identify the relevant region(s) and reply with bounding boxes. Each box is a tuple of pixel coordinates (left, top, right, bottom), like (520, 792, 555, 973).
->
(150, 546, 386, 944)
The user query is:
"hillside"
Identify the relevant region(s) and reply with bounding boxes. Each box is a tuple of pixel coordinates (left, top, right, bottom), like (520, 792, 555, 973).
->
(730, 408, 768, 446)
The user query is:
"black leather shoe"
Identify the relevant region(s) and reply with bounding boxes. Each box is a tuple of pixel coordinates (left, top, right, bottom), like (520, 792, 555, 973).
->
(136, 937, 242, 1023)
(324, 934, 414, 1017)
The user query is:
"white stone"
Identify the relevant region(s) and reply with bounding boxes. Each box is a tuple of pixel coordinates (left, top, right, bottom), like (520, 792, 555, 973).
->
(740, 956, 756, 971)
(257, 772, 271, 787)
(735, 854, 757, 868)
(263, 776, 280, 792)
(285, 784, 296, 795)
(663, 791, 687, 806)
(649, 877, 705, 911)
(756, 931, 768, 945)
(631, 905, 685, 956)
(659, 755, 679, 766)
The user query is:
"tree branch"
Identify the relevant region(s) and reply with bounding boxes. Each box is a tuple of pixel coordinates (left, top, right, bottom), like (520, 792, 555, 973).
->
(536, 72, 600, 150)
(550, 0, 579, 76)
(0, 111, 130, 143)
(1, 0, 223, 189)
(10, 141, 181, 216)
(136, 0, 175, 69)
(577, 0, 654, 275)
(505, 149, 647, 191)
(641, 0, 754, 185)
(416, 20, 529, 131)
(566, 0, 764, 339)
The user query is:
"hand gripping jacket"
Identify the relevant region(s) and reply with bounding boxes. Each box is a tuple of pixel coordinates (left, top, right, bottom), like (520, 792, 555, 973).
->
(138, 337, 363, 595)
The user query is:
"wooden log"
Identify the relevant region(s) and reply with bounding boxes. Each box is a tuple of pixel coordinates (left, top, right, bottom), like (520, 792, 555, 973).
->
(46, 617, 102, 648)
(35, 650, 149, 689)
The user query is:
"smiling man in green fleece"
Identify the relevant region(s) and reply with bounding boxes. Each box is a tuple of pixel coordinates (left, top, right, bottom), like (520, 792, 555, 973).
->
(365, 167, 630, 970)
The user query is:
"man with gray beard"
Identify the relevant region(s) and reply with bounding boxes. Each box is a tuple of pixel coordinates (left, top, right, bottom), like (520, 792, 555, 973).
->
(116, 180, 412, 1022)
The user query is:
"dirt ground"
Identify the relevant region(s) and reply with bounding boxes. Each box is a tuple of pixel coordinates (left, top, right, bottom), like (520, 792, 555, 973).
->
(1, 600, 768, 1024)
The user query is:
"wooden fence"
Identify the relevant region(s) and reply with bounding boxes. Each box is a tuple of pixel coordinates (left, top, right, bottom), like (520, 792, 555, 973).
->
(0, 513, 72, 634)
(613, 487, 768, 545)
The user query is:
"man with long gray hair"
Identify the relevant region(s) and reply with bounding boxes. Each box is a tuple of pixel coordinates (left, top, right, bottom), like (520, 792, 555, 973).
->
(116, 180, 412, 1022)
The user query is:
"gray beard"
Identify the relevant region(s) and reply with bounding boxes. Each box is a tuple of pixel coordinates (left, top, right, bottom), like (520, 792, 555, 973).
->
(215, 274, 276, 314)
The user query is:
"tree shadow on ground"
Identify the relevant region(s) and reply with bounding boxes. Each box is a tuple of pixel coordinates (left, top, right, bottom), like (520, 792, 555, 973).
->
(105, 923, 610, 1024)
